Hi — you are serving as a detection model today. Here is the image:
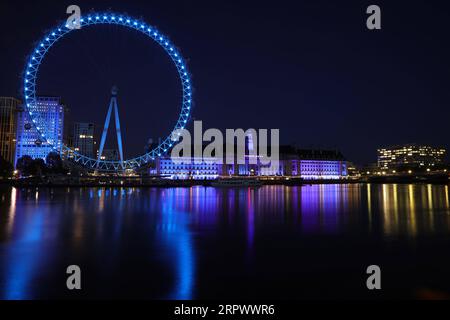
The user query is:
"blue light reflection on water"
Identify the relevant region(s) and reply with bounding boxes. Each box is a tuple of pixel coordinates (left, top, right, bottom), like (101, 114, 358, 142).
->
(1, 188, 55, 299)
(156, 188, 194, 300)
(3, 212, 44, 299)
(1, 184, 450, 299)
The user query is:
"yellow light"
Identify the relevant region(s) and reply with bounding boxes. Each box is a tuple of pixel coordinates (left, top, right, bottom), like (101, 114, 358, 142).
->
(392, 170, 396, 173)
(408, 170, 412, 174)
(427, 168, 431, 172)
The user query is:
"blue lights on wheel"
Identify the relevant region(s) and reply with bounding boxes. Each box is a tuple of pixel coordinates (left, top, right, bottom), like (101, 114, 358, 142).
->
(23, 13, 193, 171)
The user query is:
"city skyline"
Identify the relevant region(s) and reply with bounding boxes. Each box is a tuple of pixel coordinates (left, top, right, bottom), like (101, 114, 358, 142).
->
(1, 0, 450, 164)
(1, 92, 447, 169)
(1, 0, 450, 308)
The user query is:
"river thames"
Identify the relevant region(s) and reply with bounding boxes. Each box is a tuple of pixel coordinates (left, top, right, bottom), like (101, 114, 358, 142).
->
(0, 184, 450, 300)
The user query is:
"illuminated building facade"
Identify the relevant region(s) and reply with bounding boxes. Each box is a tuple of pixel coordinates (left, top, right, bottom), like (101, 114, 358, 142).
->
(0, 97, 20, 164)
(260, 148, 347, 179)
(153, 147, 347, 180)
(377, 144, 446, 169)
(284, 159, 346, 179)
(72, 122, 96, 158)
(15, 97, 65, 165)
(154, 157, 223, 180)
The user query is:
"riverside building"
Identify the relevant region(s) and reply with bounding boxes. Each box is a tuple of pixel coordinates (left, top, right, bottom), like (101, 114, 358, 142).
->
(377, 144, 446, 169)
(152, 146, 348, 180)
(15, 97, 66, 165)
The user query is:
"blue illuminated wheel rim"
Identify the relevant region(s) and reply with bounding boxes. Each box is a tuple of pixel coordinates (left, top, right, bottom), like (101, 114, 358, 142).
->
(23, 13, 192, 171)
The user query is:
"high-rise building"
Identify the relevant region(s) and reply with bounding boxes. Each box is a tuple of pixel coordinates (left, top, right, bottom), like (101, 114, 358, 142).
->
(15, 97, 66, 165)
(377, 144, 446, 169)
(0, 97, 20, 164)
(72, 122, 95, 158)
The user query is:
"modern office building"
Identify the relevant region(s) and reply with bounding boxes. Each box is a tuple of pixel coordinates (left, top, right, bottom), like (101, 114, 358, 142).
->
(71, 122, 96, 158)
(15, 97, 66, 165)
(0, 97, 20, 164)
(377, 144, 446, 169)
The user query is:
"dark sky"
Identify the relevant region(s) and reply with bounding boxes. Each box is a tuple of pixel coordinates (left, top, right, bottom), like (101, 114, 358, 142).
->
(1, 0, 450, 164)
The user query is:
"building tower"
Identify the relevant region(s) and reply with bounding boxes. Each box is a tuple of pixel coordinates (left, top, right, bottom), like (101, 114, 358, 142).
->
(15, 96, 65, 166)
(0, 97, 20, 164)
(72, 123, 95, 158)
(97, 86, 124, 166)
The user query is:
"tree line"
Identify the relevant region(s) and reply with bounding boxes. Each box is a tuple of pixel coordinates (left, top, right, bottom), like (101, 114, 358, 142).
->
(0, 152, 68, 178)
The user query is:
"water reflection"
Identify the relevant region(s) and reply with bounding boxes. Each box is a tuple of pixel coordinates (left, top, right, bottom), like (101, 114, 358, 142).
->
(367, 184, 372, 231)
(408, 185, 417, 236)
(156, 188, 194, 300)
(247, 190, 255, 250)
(1, 188, 54, 299)
(375, 184, 450, 237)
(1, 184, 450, 299)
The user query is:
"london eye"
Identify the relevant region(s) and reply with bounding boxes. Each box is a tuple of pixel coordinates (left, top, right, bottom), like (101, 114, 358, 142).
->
(23, 12, 193, 171)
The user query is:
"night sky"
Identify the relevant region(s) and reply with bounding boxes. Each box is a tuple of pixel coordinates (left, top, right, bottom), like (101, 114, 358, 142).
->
(1, 0, 450, 164)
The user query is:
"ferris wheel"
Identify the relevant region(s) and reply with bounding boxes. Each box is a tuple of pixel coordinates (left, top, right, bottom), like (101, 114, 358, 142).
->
(23, 12, 193, 171)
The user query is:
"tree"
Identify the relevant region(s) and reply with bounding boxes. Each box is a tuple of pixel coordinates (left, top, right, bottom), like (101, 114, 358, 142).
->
(16, 156, 47, 177)
(32, 158, 46, 176)
(0, 156, 14, 178)
(16, 155, 34, 177)
(46, 152, 65, 174)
